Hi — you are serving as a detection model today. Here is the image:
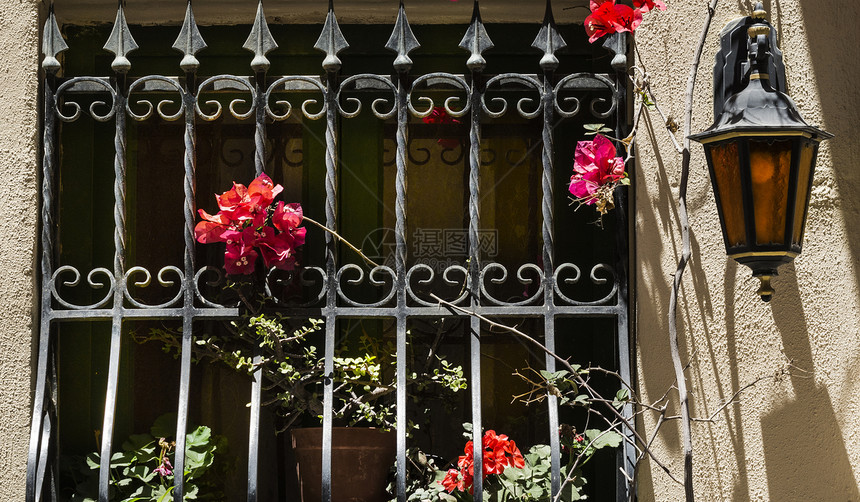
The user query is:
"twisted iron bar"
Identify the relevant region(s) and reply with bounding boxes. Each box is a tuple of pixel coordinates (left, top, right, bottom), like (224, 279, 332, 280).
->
(98, 71, 129, 502)
(173, 66, 199, 499)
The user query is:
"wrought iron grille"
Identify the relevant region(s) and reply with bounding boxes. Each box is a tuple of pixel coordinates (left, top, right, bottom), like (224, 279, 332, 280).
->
(28, 1, 634, 501)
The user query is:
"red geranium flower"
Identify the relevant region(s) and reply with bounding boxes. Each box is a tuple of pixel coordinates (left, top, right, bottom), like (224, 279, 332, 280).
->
(440, 430, 524, 494)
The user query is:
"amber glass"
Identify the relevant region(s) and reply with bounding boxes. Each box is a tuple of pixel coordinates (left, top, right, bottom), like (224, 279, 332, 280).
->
(749, 139, 791, 245)
(709, 141, 745, 247)
(792, 141, 816, 246)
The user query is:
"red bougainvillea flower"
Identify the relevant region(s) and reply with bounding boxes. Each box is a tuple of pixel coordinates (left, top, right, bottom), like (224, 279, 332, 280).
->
(195, 209, 233, 244)
(585, 1, 642, 43)
(569, 134, 625, 203)
(195, 174, 304, 275)
(633, 0, 667, 13)
(585, 0, 661, 43)
(422, 106, 461, 149)
(256, 228, 298, 270)
(247, 173, 283, 212)
(613, 4, 643, 32)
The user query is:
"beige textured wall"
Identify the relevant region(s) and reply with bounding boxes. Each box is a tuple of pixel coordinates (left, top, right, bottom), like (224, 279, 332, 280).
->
(634, 0, 860, 500)
(0, 0, 40, 500)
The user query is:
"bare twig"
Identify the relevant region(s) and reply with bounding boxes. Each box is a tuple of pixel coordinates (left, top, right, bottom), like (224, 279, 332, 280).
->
(429, 293, 683, 486)
(667, 1, 721, 500)
(302, 215, 380, 268)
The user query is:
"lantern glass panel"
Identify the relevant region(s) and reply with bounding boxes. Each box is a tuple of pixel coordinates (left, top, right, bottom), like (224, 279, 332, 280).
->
(749, 139, 791, 245)
(710, 141, 746, 247)
(792, 140, 816, 246)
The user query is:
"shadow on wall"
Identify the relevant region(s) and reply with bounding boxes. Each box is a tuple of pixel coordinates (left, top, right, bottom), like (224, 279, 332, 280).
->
(762, 266, 860, 500)
(764, 1, 860, 499)
(634, 110, 717, 497)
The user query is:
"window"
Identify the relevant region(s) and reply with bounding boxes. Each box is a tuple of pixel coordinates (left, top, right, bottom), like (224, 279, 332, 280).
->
(29, 2, 633, 501)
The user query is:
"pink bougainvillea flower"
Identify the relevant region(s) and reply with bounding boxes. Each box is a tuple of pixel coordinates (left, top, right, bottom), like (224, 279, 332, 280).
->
(273, 202, 303, 232)
(422, 106, 461, 149)
(633, 0, 667, 13)
(224, 246, 258, 275)
(196, 174, 303, 275)
(569, 134, 626, 205)
(215, 181, 248, 212)
(273, 202, 307, 249)
(247, 173, 283, 213)
(194, 209, 232, 243)
(223, 228, 259, 275)
(256, 229, 298, 270)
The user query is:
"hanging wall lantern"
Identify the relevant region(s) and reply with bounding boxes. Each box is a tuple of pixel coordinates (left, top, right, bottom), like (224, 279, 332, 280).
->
(690, 3, 832, 302)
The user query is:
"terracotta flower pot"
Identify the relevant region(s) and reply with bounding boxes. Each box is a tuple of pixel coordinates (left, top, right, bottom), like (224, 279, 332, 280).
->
(291, 427, 396, 502)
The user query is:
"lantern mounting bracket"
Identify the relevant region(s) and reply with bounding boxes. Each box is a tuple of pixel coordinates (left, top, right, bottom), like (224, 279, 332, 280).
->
(713, 10, 786, 117)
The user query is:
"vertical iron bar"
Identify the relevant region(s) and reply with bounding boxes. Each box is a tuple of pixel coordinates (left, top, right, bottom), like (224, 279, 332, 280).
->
(98, 71, 128, 502)
(532, 2, 566, 495)
(172, 8, 207, 497)
(613, 65, 635, 502)
(540, 70, 561, 498)
(173, 68, 198, 502)
(384, 3, 418, 497)
(394, 73, 409, 502)
(321, 70, 339, 502)
(27, 62, 59, 502)
(467, 73, 484, 502)
(247, 67, 267, 502)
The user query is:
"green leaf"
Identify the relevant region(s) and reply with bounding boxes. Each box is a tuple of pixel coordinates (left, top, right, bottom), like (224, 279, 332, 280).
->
(502, 467, 524, 481)
(85, 454, 99, 470)
(186, 426, 211, 448)
(583, 123, 611, 135)
(612, 388, 630, 409)
(155, 486, 175, 502)
(150, 413, 178, 439)
(584, 429, 623, 449)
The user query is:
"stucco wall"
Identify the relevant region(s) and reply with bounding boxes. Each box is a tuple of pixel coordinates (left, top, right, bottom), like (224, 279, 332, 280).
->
(0, 0, 40, 500)
(634, 0, 860, 500)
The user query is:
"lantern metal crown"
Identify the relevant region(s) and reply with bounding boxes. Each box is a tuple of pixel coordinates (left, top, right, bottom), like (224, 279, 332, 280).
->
(690, 3, 832, 302)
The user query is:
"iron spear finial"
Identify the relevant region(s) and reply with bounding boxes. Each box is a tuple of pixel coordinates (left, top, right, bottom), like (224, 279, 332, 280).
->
(103, 1, 139, 74)
(172, 1, 207, 72)
(314, 0, 349, 73)
(531, 0, 566, 72)
(243, 0, 278, 72)
(458, 0, 493, 72)
(42, 4, 68, 74)
(385, 0, 420, 73)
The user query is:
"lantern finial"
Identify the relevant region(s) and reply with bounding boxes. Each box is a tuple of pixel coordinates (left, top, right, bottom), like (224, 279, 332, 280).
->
(756, 276, 774, 303)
